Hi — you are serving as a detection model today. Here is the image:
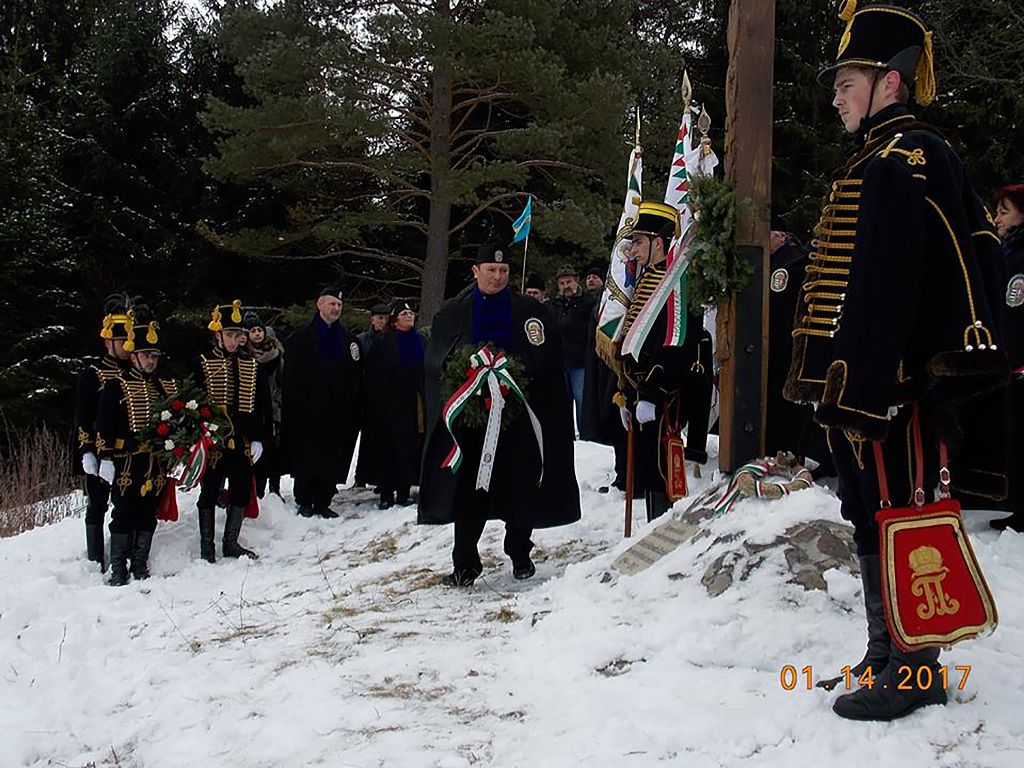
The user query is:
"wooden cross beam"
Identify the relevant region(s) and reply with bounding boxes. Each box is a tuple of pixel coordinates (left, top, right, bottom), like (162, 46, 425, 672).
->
(717, 0, 776, 472)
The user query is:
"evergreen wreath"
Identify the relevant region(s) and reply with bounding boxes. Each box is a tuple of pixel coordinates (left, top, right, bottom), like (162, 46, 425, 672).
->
(440, 343, 530, 430)
(138, 377, 230, 468)
(686, 174, 752, 310)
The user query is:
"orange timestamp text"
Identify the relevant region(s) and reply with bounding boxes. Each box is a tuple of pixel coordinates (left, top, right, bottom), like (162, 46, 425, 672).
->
(779, 664, 971, 691)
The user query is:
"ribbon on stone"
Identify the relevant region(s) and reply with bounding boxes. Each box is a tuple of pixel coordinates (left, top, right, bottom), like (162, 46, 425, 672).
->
(176, 424, 215, 492)
(440, 346, 544, 491)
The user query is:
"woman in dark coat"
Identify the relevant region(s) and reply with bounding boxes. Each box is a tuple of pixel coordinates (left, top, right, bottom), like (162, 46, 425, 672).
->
(362, 301, 426, 509)
(990, 184, 1024, 531)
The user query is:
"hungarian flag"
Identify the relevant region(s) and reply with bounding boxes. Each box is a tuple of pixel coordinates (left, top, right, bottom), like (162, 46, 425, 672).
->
(622, 107, 720, 359)
(595, 146, 643, 371)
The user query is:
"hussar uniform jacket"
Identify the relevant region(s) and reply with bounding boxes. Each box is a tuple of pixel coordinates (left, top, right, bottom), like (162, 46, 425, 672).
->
(73, 356, 130, 468)
(193, 348, 272, 452)
(784, 105, 1007, 496)
(96, 369, 177, 497)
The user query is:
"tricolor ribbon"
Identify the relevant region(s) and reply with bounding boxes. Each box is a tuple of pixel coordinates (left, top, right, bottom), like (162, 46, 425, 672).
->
(176, 424, 215, 492)
(711, 460, 772, 515)
(440, 347, 544, 491)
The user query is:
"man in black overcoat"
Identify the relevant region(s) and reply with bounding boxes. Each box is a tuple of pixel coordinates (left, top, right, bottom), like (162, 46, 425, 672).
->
(283, 285, 363, 519)
(418, 243, 581, 586)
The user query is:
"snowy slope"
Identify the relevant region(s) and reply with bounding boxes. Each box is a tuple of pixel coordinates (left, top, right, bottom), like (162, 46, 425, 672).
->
(1, 439, 1023, 768)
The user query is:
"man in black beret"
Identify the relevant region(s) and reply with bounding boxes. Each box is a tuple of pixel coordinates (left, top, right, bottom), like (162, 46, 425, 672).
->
(418, 242, 581, 586)
(283, 284, 363, 518)
(785, 2, 1006, 721)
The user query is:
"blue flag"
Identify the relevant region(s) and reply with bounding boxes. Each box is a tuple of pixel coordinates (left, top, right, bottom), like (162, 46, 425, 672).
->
(512, 197, 532, 243)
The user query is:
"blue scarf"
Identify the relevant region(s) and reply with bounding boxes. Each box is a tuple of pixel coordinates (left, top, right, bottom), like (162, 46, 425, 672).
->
(471, 286, 516, 352)
(314, 314, 345, 361)
(395, 328, 425, 366)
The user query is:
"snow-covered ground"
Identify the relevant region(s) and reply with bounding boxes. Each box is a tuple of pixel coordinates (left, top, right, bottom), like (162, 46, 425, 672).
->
(2, 438, 1023, 768)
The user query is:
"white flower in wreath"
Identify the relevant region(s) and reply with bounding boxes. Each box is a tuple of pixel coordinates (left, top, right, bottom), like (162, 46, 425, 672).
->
(164, 439, 175, 450)
(208, 423, 219, 432)
(185, 399, 198, 410)
(160, 410, 172, 421)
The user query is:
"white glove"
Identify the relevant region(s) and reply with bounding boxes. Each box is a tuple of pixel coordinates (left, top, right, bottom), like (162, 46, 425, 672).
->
(250, 441, 264, 465)
(99, 459, 115, 485)
(620, 405, 631, 432)
(635, 400, 657, 424)
(81, 452, 99, 476)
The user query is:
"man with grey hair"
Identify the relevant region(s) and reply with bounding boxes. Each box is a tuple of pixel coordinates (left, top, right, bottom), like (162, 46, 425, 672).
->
(283, 285, 363, 518)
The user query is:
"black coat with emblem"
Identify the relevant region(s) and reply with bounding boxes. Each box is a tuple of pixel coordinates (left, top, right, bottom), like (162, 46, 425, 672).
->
(766, 238, 830, 464)
(580, 300, 621, 445)
(282, 314, 363, 482)
(417, 289, 581, 528)
(784, 105, 1008, 497)
(361, 328, 425, 491)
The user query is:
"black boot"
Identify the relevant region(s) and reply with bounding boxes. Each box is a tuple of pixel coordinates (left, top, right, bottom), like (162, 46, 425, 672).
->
(832, 644, 947, 721)
(644, 491, 671, 522)
(378, 489, 395, 510)
(818, 554, 891, 690)
(223, 505, 258, 559)
(512, 558, 536, 580)
(108, 533, 132, 587)
(441, 569, 479, 587)
(86, 524, 106, 572)
(395, 487, 411, 506)
(198, 506, 216, 563)
(130, 530, 154, 580)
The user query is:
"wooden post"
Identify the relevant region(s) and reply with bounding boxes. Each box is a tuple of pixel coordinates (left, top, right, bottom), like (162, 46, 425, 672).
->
(717, 0, 776, 473)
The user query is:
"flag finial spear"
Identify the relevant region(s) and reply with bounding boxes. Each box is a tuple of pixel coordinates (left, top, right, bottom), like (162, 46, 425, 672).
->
(697, 105, 713, 160)
(681, 71, 693, 113)
(634, 106, 642, 150)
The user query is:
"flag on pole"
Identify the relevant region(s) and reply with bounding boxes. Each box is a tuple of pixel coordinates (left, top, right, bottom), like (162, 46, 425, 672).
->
(594, 147, 643, 371)
(512, 197, 532, 243)
(621, 106, 719, 360)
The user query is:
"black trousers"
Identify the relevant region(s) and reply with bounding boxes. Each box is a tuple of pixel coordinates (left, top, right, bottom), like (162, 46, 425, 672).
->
(293, 476, 337, 507)
(84, 473, 111, 525)
(198, 448, 253, 509)
(829, 408, 936, 556)
(109, 454, 159, 535)
(452, 503, 533, 577)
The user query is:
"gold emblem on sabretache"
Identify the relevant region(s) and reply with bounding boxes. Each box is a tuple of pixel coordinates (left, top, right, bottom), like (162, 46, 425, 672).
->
(909, 545, 960, 620)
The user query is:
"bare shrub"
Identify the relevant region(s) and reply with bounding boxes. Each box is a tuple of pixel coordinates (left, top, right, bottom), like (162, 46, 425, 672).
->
(0, 423, 80, 538)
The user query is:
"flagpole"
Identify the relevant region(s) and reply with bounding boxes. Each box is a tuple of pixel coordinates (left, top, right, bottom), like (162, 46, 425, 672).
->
(520, 233, 529, 293)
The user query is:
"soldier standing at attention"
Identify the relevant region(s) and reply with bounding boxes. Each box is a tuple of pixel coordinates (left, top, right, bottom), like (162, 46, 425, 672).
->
(95, 310, 175, 586)
(74, 294, 136, 571)
(194, 301, 271, 562)
(784, 2, 1006, 721)
(615, 202, 704, 522)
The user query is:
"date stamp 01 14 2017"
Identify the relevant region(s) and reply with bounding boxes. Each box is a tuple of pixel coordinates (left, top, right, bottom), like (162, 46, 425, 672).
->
(779, 664, 972, 692)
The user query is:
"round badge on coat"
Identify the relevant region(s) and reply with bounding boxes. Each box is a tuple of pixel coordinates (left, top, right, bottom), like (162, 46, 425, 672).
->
(349, 342, 361, 361)
(1007, 274, 1024, 308)
(770, 268, 789, 293)
(524, 318, 545, 346)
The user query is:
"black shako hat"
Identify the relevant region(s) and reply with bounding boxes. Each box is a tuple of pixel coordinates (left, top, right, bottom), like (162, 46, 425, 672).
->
(208, 300, 247, 332)
(125, 308, 162, 354)
(475, 242, 511, 266)
(818, 1, 935, 106)
(631, 201, 680, 245)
